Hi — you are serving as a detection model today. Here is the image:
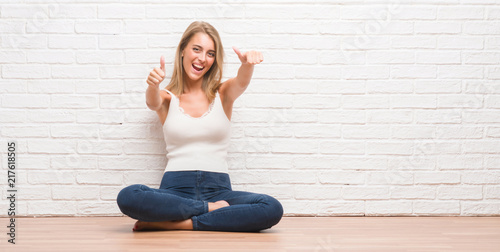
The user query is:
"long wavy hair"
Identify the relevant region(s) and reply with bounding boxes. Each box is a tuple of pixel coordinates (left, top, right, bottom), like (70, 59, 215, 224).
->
(166, 21, 224, 103)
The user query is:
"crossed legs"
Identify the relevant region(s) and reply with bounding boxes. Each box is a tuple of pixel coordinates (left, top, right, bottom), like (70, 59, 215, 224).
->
(116, 184, 283, 232)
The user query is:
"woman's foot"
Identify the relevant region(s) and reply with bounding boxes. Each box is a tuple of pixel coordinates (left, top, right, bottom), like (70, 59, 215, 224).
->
(133, 219, 193, 231)
(208, 200, 229, 212)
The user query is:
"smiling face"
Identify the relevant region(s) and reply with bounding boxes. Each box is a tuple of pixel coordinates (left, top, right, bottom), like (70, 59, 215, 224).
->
(181, 32, 216, 84)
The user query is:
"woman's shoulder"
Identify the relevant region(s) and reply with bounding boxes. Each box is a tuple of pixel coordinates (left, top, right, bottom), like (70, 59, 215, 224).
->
(160, 88, 173, 102)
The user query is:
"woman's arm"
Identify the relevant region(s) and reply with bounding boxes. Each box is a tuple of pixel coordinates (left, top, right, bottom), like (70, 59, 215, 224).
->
(146, 56, 166, 111)
(219, 47, 263, 102)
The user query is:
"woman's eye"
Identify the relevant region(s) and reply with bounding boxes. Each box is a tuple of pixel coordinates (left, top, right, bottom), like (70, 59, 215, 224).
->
(208, 53, 215, 57)
(193, 48, 199, 51)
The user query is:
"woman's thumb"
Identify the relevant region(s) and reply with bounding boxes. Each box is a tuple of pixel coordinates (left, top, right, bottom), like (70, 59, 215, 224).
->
(160, 55, 165, 72)
(232, 46, 243, 59)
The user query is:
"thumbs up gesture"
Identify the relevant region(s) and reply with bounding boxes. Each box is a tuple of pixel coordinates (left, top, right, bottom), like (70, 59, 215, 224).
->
(233, 46, 263, 65)
(146, 56, 166, 88)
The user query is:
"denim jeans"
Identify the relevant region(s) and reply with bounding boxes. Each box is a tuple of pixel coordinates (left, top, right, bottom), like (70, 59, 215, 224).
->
(116, 170, 283, 232)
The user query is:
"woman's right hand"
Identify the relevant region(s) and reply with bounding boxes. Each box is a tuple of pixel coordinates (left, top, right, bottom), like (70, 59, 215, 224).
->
(146, 56, 166, 88)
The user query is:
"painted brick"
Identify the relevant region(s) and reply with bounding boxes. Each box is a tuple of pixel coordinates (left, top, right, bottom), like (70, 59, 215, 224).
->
(366, 201, 413, 216)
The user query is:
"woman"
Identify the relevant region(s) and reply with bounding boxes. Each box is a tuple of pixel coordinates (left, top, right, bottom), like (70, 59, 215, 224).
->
(116, 21, 283, 232)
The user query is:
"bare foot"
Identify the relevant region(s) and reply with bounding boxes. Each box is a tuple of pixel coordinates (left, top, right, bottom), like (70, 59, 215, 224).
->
(208, 200, 230, 212)
(133, 219, 193, 231)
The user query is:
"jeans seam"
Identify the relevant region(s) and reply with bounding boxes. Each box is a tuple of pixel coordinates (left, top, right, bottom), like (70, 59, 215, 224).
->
(191, 216, 198, 230)
(203, 201, 209, 214)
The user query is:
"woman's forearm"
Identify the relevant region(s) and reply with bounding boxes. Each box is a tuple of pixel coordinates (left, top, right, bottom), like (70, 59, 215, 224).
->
(235, 63, 255, 89)
(146, 84, 162, 111)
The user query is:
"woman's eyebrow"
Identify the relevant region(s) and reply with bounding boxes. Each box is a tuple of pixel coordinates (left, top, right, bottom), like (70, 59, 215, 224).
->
(193, 44, 215, 52)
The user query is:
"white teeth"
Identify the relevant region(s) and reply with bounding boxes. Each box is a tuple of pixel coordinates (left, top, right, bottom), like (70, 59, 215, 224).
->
(192, 64, 204, 72)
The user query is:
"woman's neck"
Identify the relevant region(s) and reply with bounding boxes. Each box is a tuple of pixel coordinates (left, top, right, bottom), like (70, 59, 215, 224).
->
(183, 75, 204, 95)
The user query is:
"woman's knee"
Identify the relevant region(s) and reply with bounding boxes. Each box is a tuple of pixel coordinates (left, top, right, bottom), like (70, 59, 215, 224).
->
(262, 194, 284, 227)
(116, 184, 145, 212)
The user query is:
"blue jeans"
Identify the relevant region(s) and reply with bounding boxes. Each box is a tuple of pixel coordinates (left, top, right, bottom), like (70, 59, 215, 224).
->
(116, 170, 283, 232)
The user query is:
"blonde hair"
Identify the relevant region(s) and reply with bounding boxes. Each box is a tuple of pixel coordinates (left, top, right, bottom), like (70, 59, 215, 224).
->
(166, 21, 224, 103)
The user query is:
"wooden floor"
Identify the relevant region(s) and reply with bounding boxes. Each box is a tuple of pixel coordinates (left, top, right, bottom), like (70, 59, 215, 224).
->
(1, 216, 499, 252)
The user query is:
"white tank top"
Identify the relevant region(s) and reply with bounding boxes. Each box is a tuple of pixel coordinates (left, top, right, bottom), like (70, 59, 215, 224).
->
(161, 89, 231, 173)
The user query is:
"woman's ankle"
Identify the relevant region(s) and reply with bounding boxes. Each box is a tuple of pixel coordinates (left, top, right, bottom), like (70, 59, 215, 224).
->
(208, 200, 230, 212)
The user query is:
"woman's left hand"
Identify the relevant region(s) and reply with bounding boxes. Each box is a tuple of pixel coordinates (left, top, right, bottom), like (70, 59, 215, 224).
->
(233, 46, 263, 65)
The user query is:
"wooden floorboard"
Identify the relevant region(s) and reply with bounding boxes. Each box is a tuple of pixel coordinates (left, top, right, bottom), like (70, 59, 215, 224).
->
(1, 216, 499, 251)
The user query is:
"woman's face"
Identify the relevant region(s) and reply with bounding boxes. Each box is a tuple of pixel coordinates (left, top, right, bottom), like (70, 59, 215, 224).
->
(182, 32, 216, 83)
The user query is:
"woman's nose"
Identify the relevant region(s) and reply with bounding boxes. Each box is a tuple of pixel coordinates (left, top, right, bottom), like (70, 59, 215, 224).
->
(198, 53, 206, 62)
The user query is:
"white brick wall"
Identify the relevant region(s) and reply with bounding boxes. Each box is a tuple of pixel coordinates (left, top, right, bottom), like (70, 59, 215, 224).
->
(1, 0, 500, 217)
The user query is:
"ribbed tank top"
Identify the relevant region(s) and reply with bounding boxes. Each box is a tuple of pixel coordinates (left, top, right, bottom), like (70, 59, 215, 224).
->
(161, 89, 231, 173)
